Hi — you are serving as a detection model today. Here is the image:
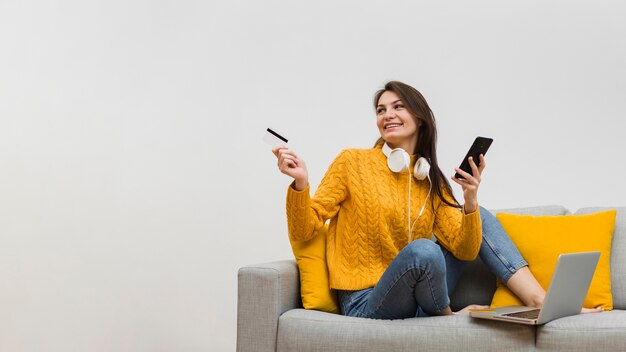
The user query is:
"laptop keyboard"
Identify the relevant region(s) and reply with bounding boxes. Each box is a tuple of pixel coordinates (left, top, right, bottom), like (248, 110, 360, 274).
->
(502, 309, 541, 319)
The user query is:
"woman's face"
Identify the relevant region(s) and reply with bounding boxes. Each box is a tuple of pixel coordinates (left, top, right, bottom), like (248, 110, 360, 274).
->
(376, 91, 420, 150)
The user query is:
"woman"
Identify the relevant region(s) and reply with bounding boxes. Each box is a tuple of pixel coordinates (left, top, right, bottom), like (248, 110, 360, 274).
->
(273, 81, 598, 318)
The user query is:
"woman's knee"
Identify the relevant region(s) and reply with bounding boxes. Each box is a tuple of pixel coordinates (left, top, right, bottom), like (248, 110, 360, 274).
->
(403, 239, 445, 269)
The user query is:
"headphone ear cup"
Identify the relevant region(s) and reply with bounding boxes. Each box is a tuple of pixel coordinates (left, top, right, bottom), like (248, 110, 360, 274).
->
(413, 157, 430, 180)
(387, 149, 410, 173)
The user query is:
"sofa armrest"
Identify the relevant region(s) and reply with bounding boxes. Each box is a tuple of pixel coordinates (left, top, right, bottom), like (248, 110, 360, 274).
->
(237, 260, 301, 352)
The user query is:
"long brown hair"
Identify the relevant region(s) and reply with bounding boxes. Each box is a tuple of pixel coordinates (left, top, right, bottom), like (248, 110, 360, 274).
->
(373, 81, 460, 209)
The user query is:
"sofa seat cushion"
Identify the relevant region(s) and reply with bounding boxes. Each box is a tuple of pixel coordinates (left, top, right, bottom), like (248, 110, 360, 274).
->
(277, 309, 535, 352)
(536, 310, 626, 351)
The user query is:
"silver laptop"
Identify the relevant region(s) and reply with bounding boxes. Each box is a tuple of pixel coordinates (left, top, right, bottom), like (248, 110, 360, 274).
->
(470, 251, 600, 325)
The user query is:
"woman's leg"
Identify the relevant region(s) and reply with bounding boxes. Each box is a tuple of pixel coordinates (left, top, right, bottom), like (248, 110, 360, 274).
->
(337, 239, 451, 319)
(479, 206, 545, 307)
(438, 245, 491, 314)
(439, 245, 470, 296)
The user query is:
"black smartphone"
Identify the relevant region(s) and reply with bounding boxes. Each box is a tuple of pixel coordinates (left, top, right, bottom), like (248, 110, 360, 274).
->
(454, 137, 493, 179)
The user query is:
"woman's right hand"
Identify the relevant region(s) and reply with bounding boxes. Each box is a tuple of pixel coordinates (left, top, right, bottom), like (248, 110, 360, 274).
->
(272, 147, 309, 191)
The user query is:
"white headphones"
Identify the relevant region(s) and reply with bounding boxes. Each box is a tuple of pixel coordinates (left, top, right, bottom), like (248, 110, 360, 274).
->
(381, 143, 430, 180)
(381, 143, 433, 243)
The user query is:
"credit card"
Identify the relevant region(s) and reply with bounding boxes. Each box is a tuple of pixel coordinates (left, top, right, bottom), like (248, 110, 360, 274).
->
(263, 128, 288, 148)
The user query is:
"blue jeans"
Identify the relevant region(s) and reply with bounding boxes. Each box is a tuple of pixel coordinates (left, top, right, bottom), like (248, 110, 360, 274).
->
(337, 207, 528, 319)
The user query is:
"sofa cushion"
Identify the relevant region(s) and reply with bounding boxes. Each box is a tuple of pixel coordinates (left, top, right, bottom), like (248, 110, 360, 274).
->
(576, 207, 626, 310)
(536, 310, 626, 351)
(277, 309, 535, 352)
(491, 210, 616, 310)
(289, 225, 340, 313)
(450, 205, 571, 311)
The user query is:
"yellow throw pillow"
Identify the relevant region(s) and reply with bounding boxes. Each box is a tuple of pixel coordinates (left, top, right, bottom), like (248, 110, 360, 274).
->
(491, 210, 616, 310)
(289, 225, 339, 313)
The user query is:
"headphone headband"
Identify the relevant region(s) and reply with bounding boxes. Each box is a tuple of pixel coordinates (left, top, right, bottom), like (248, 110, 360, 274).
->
(381, 143, 430, 180)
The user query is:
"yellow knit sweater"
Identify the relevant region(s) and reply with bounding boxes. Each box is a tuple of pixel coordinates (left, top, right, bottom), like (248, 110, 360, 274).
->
(286, 145, 482, 291)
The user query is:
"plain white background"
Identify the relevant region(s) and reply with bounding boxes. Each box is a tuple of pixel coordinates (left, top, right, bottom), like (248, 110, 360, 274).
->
(1, 0, 625, 351)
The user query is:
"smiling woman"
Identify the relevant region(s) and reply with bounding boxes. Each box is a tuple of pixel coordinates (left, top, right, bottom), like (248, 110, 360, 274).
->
(270, 81, 589, 320)
(373, 81, 460, 210)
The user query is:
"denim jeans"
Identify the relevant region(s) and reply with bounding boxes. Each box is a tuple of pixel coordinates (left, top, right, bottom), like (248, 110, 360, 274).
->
(337, 207, 528, 319)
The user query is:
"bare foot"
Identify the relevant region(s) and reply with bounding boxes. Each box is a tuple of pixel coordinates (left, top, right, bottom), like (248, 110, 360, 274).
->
(454, 304, 490, 315)
(581, 307, 604, 314)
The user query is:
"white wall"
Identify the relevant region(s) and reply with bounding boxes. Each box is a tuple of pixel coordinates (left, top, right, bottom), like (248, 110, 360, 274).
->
(1, 0, 624, 351)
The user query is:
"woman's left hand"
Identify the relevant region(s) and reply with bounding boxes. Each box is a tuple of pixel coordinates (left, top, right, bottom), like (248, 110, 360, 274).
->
(451, 154, 486, 214)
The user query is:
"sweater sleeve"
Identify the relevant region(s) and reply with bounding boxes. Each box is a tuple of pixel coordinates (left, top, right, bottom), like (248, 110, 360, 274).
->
(432, 195, 482, 260)
(286, 150, 350, 242)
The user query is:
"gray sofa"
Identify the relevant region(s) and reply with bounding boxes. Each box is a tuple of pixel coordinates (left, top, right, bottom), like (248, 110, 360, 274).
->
(237, 206, 626, 351)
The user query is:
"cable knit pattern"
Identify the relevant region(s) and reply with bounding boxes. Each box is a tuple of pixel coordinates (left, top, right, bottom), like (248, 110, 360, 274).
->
(286, 145, 482, 290)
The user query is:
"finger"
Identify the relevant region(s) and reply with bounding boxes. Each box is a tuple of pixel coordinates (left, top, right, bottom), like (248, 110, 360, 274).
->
(454, 167, 474, 182)
(277, 148, 290, 159)
(453, 174, 480, 196)
(280, 159, 296, 173)
(279, 149, 300, 162)
(277, 149, 294, 163)
(272, 146, 288, 158)
(451, 174, 469, 187)
(468, 156, 481, 178)
(285, 159, 296, 169)
(478, 154, 486, 173)
(285, 152, 299, 163)
(279, 154, 297, 168)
